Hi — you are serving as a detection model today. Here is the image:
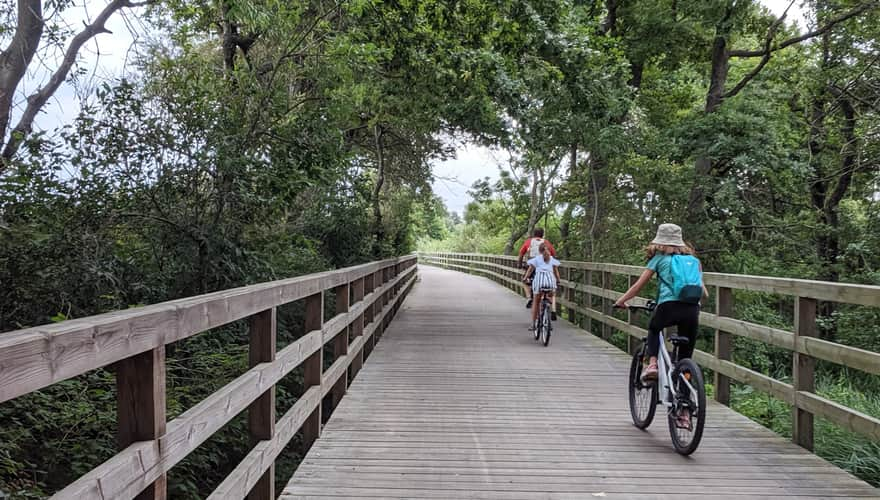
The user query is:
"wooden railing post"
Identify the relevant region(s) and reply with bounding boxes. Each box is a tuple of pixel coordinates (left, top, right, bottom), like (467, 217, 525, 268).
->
(383, 265, 392, 331)
(364, 272, 376, 353)
(715, 287, 733, 406)
(602, 271, 612, 340)
(585, 270, 593, 334)
(378, 267, 387, 336)
(391, 263, 400, 315)
(566, 267, 575, 322)
(246, 308, 276, 500)
(302, 292, 323, 451)
(627, 275, 638, 354)
(350, 277, 365, 377)
(117, 346, 167, 500)
(375, 268, 384, 336)
(332, 284, 350, 409)
(555, 266, 564, 317)
(793, 296, 817, 450)
(514, 258, 522, 293)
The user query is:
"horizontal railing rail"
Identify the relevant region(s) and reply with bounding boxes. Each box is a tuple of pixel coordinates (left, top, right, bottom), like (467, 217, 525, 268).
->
(419, 252, 880, 448)
(1, 256, 418, 500)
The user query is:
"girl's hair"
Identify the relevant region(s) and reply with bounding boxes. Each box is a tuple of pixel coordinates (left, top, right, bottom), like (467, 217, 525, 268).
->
(645, 242, 696, 260)
(539, 243, 551, 263)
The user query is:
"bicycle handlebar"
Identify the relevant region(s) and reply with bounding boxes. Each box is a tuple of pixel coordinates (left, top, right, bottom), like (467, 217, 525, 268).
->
(613, 301, 656, 313)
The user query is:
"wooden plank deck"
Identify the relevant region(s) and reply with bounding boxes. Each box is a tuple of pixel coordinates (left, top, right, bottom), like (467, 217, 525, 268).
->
(281, 265, 879, 499)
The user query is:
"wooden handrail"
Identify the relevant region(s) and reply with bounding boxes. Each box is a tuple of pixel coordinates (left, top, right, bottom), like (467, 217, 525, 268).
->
(0, 256, 417, 499)
(419, 252, 880, 452)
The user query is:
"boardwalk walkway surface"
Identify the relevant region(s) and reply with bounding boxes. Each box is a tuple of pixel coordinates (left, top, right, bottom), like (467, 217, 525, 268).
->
(282, 265, 879, 499)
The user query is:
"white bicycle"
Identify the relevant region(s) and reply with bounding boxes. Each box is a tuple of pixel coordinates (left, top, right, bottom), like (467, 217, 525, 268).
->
(621, 301, 706, 455)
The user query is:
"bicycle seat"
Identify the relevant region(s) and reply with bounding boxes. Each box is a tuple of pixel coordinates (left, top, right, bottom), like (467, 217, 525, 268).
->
(669, 335, 690, 346)
(539, 287, 555, 292)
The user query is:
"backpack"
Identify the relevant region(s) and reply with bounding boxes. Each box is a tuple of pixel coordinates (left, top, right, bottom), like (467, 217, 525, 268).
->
(659, 254, 703, 303)
(528, 238, 545, 258)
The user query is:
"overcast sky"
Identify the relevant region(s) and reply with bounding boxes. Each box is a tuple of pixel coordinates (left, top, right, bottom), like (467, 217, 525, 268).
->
(21, 0, 807, 214)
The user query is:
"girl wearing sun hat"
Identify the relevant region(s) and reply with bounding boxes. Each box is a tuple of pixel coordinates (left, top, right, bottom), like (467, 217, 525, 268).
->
(614, 223, 708, 383)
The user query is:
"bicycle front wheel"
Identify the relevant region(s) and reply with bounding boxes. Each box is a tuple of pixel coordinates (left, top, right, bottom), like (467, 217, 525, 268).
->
(628, 346, 657, 429)
(533, 307, 540, 341)
(668, 358, 706, 455)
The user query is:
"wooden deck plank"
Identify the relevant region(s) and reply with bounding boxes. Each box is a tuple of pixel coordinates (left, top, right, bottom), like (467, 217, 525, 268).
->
(282, 266, 878, 499)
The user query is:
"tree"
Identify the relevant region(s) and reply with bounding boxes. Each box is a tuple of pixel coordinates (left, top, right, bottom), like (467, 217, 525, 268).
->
(0, 0, 152, 170)
(684, 0, 879, 243)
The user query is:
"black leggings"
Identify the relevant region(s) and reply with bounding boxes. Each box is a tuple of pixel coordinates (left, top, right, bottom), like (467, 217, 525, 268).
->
(646, 301, 700, 359)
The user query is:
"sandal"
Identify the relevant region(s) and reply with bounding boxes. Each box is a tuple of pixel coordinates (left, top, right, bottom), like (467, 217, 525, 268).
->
(640, 362, 658, 384)
(674, 410, 692, 431)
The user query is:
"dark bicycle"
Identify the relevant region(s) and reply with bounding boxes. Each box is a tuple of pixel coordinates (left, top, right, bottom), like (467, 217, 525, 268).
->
(534, 286, 553, 347)
(622, 301, 706, 455)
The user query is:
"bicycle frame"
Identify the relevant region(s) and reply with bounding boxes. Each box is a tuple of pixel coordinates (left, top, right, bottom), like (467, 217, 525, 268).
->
(655, 331, 675, 408)
(655, 331, 699, 410)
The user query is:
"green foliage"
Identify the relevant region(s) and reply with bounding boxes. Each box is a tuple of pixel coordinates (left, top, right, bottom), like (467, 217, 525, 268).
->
(2, 0, 880, 495)
(2, 0, 529, 494)
(419, 0, 880, 488)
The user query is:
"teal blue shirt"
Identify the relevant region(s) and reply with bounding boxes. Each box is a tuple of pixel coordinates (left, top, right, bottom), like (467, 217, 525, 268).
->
(647, 254, 676, 304)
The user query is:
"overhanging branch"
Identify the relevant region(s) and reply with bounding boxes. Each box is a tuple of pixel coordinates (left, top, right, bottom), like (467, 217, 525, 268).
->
(729, 2, 878, 58)
(722, 1, 792, 99)
(1, 0, 154, 163)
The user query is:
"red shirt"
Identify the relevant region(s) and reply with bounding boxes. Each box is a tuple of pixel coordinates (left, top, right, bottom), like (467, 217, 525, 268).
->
(519, 238, 556, 258)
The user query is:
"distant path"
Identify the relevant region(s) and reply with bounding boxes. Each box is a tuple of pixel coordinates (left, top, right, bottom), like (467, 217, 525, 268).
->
(281, 265, 879, 499)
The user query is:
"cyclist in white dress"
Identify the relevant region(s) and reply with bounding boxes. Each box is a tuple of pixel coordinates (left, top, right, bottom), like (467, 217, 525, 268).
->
(522, 243, 561, 330)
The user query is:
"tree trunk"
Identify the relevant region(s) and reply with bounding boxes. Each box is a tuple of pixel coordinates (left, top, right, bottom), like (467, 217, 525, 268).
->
(601, 0, 618, 36)
(809, 90, 829, 276)
(2, 0, 144, 164)
(583, 156, 607, 260)
(628, 61, 644, 90)
(808, 30, 843, 341)
(686, 26, 730, 231)
(558, 143, 577, 258)
(221, 2, 237, 73)
(503, 225, 528, 256)
(526, 168, 540, 236)
(372, 125, 386, 253)
(0, 0, 43, 155)
(559, 203, 574, 259)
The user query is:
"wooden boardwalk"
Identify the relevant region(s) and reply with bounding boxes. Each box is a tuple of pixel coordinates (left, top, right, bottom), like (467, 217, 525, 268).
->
(282, 265, 879, 499)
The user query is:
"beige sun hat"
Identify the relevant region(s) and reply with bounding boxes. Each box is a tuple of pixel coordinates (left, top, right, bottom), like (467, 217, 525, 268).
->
(651, 223, 686, 247)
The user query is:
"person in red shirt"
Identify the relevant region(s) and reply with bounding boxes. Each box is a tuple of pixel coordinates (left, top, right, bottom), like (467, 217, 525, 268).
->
(517, 228, 556, 309)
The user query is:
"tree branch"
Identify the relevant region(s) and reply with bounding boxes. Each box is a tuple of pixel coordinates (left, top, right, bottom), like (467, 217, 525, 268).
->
(0, 0, 43, 156)
(1, 0, 152, 163)
(729, 2, 878, 58)
(722, 1, 794, 99)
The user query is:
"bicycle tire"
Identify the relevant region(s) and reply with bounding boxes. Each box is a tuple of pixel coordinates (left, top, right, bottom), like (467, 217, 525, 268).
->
(668, 358, 706, 455)
(540, 300, 551, 346)
(533, 306, 540, 341)
(628, 346, 657, 429)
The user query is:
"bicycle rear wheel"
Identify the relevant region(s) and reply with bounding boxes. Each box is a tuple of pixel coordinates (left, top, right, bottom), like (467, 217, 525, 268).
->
(668, 358, 706, 455)
(540, 300, 551, 346)
(628, 345, 657, 429)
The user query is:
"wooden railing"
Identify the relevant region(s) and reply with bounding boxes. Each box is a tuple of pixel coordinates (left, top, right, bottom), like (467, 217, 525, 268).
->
(0, 256, 418, 499)
(419, 252, 880, 450)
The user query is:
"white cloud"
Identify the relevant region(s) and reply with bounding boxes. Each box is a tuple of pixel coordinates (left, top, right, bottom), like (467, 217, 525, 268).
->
(760, 0, 809, 28)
